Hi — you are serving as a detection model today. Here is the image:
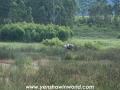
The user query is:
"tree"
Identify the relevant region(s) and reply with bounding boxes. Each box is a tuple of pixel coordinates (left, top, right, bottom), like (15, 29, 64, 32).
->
(17, 0, 27, 22)
(0, 0, 78, 27)
(0, 0, 11, 24)
(112, 0, 120, 29)
(7, 0, 31, 23)
(111, 0, 120, 4)
(78, 0, 90, 18)
(8, 1, 18, 23)
(26, 0, 78, 27)
(103, 4, 112, 23)
(26, 0, 50, 24)
(88, 0, 112, 27)
(47, 0, 62, 24)
(26, 7, 33, 22)
(62, 0, 78, 27)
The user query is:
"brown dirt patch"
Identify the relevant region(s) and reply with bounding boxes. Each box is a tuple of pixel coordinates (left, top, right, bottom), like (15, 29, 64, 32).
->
(0, 59, 39, 65)
(0, 59, 14, 64)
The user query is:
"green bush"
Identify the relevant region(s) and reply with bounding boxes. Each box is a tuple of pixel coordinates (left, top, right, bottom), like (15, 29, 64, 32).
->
(84, 41, 99, 50)
(0, 25, 11, 41)
(49, 31, 56, 39)
(58, 29, 68, 41)
(10, 25, 25, 41)
(0, 24, 24, 41)
(117, 35, 120, 39)
(42, 37, 63, 46)
(40, 31, 46, 41)
(58, 26, 73, 41)
(24, 30, 31, 42)
(0, 22, 73, 42)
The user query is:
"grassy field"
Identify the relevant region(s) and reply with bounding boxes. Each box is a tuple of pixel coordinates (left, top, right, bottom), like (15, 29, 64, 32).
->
(0, 24, 120, 90)
(1, 60, 119, 90)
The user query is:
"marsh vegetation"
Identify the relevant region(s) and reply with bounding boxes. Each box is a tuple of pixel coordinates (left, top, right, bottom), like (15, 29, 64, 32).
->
(0, 32, 120, 90)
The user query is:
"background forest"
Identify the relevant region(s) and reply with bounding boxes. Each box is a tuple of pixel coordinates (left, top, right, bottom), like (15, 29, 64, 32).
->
(0, 0, 120, 42)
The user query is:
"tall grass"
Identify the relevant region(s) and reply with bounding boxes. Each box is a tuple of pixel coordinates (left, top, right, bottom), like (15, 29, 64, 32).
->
(0, 40, 120, 61)
(0, 46, 14, 59)
(0, 60, 120, 90)
(0, 40, 120, 90)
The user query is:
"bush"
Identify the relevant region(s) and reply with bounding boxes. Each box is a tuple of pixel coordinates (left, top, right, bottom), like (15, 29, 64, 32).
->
(117, 35, 120, 39)
(24, 30, 31, 42)
(10, 25, 25, 41)
(0, 22, 73, 42)
(0, 25, 11, 41)
(58, 29, 68, 41)
(49, 31, 56, 39)
(40, 31, 46, 41)
(84, 41, 99, 50)
(42, 37, 63, 46)
(0, 24, 24, 41)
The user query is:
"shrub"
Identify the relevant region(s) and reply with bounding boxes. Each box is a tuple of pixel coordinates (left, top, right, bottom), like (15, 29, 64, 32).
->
(49, 31, 56, 39)
(84, 41, 99, 50)
(10, 25, 25, 41)
(117, 35, 120, 39)
(58, 29, 68, 41)
(57, 26, 73, 41)
(40, 31, 46, 41)
(73, 43, 84, 51)
(0, 22, 73, 42)
(42, 37, 63, 46)
(24, 30, 31, 42)
(0, 25, 11, 41)
(0, 24, 24, 41)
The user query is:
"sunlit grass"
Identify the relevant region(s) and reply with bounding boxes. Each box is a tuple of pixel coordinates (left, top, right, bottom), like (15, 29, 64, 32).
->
(68, 37, 120, 50)
(0, 38, 120, 61)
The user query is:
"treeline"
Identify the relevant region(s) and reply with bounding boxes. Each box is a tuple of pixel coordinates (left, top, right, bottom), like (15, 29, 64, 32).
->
(0, 22, 73, 42)
(1, 0, 120, 29)
(77, 0, 120, 29)
(0, 0, 78, 27)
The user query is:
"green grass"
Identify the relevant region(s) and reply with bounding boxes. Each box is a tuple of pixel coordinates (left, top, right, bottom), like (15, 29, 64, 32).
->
(0, 39, 120, 90)
(0, 37, 120, 61)
(69, 37, 120, 50)
(73, 24, 120, 38)
(0, 60, 120, 90)
(0, 23, 120, 90)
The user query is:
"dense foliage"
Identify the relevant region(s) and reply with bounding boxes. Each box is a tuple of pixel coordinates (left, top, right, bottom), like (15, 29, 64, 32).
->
(0, 0, 78, 27)
(0, 22, 73, 42)
(76, 0, 120, 30)
(0, 0, 120, 29)
(0, 0, 120, 42)
(42, 37, 63, 46)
